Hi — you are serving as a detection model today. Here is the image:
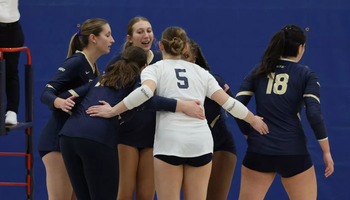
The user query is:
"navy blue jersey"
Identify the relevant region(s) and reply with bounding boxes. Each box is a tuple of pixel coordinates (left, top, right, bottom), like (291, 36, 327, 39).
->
(105, 51, 163, 148)
(57, 76, 177, 118)
(205, 73, 235, 126)
(106, 50, 162, 71)
(236, 60, 327, 155)
(37, 52, 98, 152)
(41, 52, 97, 111)
(57, 76, 177, 149)
(59, 78, 131, 149)
(117, 78, 156, 148)
(204, 73, 237, 155)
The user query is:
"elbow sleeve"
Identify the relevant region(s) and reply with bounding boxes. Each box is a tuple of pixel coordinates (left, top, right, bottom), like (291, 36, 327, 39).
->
(222, 97, 248, 119)
(124, 85, 154, 110)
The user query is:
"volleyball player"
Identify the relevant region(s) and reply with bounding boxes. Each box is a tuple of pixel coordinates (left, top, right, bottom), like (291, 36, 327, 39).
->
(106, 16, 163, 200)
(235, 25, 334, 200)
(37, 18, 114, 200)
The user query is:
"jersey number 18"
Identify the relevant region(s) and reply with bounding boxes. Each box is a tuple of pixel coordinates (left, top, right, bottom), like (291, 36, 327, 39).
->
(266, 73, 289, 95)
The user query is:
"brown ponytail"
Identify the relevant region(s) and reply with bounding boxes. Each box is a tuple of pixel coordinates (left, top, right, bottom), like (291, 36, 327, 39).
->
(100, 46, 147, 90)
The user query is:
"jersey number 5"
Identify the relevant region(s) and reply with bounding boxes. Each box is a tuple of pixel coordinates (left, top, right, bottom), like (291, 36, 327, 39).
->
(266, 73, 289, 95)
(175, 69, 189, 89)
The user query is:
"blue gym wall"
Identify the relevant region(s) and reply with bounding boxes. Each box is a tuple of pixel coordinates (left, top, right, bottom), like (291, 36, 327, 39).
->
(0, 0, 349, 199)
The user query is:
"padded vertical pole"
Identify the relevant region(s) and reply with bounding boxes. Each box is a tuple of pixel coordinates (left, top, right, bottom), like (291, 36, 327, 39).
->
(25, 64, 34, 200)
(0, 59, 6, 136)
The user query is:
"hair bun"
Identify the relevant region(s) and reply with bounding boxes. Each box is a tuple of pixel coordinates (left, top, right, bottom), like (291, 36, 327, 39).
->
(169, 37, 184, 54)
(161, 27, 188, 56)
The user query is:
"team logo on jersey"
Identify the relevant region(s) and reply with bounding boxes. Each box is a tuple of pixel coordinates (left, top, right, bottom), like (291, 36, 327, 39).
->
(317, 82, 320, 87)
(58, 67, 65, 72)
(86, 71, 90, 74)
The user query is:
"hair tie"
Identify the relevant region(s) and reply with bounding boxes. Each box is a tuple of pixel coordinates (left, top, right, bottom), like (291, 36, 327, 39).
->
(77, 24, 81, 37)
(121, 57, 129, 62)
(283, 26, 292, 31)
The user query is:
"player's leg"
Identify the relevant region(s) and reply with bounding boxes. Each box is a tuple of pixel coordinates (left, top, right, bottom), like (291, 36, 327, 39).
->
(239, 166, 276, 200)
(281, 167, 317, 200)
(135, 148, 155, 200)
(153, 156, 183, 200)
(182, 153, 212, 200)
(42, 151, 76, 200)
(239, 152, 276, 200)
(280, 155, 316, 200)
(59, 136, 90, 200)
(117, 144, 139, 200)
(207, 151, 236, 200)
(77, 137, 119, 200)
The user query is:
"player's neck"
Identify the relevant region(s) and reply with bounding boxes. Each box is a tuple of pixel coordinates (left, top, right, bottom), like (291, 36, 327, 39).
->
(162, 53, 182, 60)
(82, 47, 100, 65)
(281, 56, 298, 63)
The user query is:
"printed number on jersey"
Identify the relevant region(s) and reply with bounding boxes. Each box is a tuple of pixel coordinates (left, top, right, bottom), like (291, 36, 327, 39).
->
(175, 69, 189, 89)
(266, 73, 289, 95)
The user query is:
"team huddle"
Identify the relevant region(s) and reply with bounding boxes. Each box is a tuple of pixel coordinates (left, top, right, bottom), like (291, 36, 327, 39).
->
(38, 17, 334, 200)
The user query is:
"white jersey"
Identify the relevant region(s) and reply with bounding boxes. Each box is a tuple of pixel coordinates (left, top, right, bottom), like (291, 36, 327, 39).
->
(141, 59, 222, 157)
(0, 0, 20, 23)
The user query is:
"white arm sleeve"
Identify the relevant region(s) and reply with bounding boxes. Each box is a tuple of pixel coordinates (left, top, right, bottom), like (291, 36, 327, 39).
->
(123, 85, 154, 110)
(222, 97, 249, 119)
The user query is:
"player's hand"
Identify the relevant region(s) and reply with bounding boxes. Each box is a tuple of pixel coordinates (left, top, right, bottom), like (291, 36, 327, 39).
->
(324, 152, 334, 178)
(250, 116, 269, 135)
(177, 100, 205, 120)
(60, 96, 76, 113)
(86, 101, 114, 118)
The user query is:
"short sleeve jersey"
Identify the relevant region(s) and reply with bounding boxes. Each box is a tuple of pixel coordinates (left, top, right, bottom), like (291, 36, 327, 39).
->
(141, 60, 222, 157)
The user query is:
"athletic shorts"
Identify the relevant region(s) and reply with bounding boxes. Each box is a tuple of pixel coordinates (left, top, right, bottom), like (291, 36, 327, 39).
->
(242, 152, 313, 178)
(154, 153, 213, 167)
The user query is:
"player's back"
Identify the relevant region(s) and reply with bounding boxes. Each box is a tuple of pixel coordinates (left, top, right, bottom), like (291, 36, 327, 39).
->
(59, 78, 133, 149)
(141, 59, 221, 157)
(147, 60, 214, 127)
(238, 60, 312, 155)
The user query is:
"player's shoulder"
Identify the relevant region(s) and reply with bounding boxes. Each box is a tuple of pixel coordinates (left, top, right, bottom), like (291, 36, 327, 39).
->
(210, 72, 228, 84)
(150, 59, 164, 66)
(192, 64, 214, 80)
(58, 52, 85, 72)
(186, 61, 209, 73)
(152, 50, 163, 61)
(209, 72, 223, 80)
(277, 61, 310, 78)
(105, 53, 122, 70)
(242, 64, 260, 80)
(291, 62, 317, 78)
(65, 52, 85, 63)
(109, 53, 122, 63)
(282, 61, 307, 72)
(146, 60, 164, 71)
